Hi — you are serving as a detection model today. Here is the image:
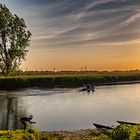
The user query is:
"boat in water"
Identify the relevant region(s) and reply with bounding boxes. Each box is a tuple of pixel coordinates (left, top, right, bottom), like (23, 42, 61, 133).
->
(80, 84, 96, 92)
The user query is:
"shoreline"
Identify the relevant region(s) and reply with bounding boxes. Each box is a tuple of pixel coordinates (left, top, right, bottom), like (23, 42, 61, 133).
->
(0, 125, 139, 139)
(1, 73, 140, 90)
(96, 80, 140, 86)
(42, 129, 96, 139)
(0, 128, 101, 139)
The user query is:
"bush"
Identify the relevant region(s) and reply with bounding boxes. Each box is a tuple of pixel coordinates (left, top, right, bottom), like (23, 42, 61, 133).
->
(99, 124, 140, 140)
(0, 127, 43, 140)
(129, 125, 140, 140)
(111, 125, 130, 140)
(0, 127, 66, 140)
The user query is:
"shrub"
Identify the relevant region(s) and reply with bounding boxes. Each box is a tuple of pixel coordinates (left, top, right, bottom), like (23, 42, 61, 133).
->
(111, 125, 130, 140)
(100, 124, 140, 140)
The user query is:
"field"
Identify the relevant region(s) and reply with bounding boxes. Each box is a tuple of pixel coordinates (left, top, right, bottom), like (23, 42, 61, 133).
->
(0, 71, 140, 90)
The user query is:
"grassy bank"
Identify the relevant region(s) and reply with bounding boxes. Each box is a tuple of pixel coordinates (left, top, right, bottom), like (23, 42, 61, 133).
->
(0, 124, 140, 140)
(0, 127, 63, 140)
(1, 72, 140, 89)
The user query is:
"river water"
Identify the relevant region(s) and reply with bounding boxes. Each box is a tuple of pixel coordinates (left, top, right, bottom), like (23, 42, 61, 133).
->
(0, 83, 140, 131)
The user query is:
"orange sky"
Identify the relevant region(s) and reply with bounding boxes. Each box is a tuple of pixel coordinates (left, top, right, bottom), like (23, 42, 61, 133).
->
(3, 0, 140, 71)
(21, 39, 140, 71)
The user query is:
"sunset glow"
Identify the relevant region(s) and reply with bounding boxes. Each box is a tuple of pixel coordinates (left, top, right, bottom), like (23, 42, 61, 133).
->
(1, 0, 140, 71)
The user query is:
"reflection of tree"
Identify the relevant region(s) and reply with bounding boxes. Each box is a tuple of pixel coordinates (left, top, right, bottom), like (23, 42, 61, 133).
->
(0, 97, 27, 130)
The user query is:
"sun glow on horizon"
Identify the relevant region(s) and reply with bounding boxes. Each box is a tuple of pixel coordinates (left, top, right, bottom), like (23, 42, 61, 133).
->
(21, 39, 140, 71)
(3, 0, 140, 71)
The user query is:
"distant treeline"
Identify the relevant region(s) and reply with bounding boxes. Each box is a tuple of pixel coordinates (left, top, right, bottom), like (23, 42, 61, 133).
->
(1, 72, 140, 90)
(14, 70, 140, 75)
(1, 70, 140, 76)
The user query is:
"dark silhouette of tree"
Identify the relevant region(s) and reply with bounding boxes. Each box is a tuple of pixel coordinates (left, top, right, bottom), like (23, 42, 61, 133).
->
(0, 4, 31, 75)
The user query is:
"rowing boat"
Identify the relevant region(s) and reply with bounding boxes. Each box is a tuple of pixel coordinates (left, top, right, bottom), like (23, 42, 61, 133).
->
(93, 123, 113, 130)
(117, 121, 140, 125)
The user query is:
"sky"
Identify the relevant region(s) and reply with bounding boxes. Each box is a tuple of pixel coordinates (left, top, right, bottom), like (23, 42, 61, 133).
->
(0, 0, 140, 71)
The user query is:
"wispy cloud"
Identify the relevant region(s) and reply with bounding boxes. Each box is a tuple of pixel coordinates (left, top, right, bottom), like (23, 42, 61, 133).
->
(2, 0, 140, 49)
(123, 11, 140, 25)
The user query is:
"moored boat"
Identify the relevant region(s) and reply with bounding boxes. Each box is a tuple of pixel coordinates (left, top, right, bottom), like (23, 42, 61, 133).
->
(93, 123, 113, 130)
(117, 121, 140, 125)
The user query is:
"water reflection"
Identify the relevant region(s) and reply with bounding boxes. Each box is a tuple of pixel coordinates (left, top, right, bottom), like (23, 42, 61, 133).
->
(0, 84, 140, 131)
(0, 96, 27, 130)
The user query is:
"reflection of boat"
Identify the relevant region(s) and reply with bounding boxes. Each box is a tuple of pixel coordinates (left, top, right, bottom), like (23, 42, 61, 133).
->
(117, 121, 140, 125)
(93, 123, 113, 130)
(91, 86, 96, 91)
(80, 87, 89, 91)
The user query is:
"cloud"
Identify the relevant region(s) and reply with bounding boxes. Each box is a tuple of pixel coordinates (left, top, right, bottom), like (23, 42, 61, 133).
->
(123, 11, 140, 25)
(2, 0, 140, 49)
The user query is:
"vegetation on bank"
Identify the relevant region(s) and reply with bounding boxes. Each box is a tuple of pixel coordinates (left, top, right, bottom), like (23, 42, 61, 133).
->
(0, 71, 140, 89)
(0, 125, 140, 140)
(93, 124, 140, 140)
(0, 128, 42, 140)
(0, 127, 65, 140)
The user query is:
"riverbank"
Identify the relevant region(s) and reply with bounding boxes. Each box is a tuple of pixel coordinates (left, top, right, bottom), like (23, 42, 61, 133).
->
(43, 129, 99, 140)
(1, 124, 140, 140)
(1, 72, 140, 90)
(43, 124, 140, 140)
(0, 128, 101, 140)
(0, 128, 111, 140)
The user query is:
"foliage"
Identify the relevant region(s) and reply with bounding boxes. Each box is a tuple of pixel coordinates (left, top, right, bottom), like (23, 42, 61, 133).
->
(1, 125, 140, 140)
(98, 124, 140, 140)
(111, 125, 130, 140)
(129, 125, 140, 140)
(0, 4, 31, 75)
(0, 127, 42, 140)
(97, 134, 111, 140)
(0, 127, 65, 140)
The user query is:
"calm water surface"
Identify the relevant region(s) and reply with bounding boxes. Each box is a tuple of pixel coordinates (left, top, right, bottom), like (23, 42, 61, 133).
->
(0, 83, 140, 131)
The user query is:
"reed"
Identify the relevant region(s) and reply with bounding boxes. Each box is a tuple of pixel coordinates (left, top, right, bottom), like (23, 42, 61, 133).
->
(0, 72, 140, 90)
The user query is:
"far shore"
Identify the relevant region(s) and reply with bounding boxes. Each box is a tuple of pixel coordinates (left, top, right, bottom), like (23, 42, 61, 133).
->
(96, 79, 140, 86)
(1, 71, 140, 90)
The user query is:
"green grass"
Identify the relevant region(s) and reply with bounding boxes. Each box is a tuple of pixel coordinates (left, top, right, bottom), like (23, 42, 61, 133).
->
(95, 124, 140, 140)
(1, 71, 140, 89)
(0, 127, 42, 140)
(0, 125, 140, 140)
(0, 127, 65, 140)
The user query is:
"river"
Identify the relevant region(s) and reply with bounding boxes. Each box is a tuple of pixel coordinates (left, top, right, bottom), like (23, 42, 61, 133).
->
(0, 83, 140, 131)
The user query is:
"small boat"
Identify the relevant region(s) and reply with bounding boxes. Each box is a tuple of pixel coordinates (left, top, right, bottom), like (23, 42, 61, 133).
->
(80, 84, 96, 92)
(93, 123, 113, 130)
(117, 121, 140, 125)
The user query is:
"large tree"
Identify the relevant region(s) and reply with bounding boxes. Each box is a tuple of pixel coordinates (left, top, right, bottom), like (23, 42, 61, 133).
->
(0, 4, 31, 75)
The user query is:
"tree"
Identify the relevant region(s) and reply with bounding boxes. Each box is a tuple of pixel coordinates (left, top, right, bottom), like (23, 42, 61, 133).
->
(0, 4, 31, 75)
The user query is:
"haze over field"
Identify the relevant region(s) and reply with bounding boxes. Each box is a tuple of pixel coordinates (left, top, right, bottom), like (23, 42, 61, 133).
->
(1, 0, 140, 71)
